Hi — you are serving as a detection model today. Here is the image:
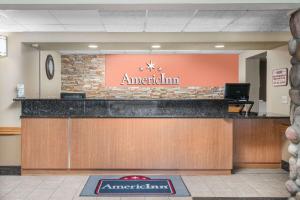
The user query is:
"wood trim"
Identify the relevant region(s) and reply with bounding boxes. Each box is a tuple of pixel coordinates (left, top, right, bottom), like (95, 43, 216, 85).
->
(21, 169, 231, 176)
(234, 163, 281, 169)
(0, 127, 21, 135)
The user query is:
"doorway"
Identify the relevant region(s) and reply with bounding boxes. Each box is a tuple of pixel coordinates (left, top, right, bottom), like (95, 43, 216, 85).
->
(246, 52, 267, 113)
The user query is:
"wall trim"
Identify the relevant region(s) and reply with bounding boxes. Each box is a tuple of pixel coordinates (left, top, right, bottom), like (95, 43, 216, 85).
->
(0, 127, 21, 135)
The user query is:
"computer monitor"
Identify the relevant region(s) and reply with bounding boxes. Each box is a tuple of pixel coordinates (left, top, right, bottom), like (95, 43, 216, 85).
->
(224, 83, 250, 101)
(60, 92, 86, 99)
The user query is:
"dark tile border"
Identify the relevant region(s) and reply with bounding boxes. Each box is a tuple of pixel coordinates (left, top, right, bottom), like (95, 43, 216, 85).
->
(281, 160, 289, 172)
(0, 166, 21, 175)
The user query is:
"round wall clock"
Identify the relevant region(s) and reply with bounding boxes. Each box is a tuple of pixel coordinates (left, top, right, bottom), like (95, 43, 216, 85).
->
(45, 55, 55, 80)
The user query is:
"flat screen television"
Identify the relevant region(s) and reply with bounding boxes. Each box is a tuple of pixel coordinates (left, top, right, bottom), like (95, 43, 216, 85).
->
(224, 83, 250, 101)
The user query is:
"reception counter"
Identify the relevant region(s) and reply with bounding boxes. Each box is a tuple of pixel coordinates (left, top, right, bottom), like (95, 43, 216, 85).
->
(16, 99, 289, 175)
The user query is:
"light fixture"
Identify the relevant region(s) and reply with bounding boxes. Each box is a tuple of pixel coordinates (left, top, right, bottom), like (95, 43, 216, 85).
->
(151, 44, 161, 49)
(31, 43, 39, 48)
(214, 44, 225, 48)
(0, 35, 7, 57)
(88, 44, 98, 49)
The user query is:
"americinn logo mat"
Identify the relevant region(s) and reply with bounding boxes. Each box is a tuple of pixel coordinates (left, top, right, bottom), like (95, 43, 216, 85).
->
(95, 175, 176, 195)
(80, 175, 190, 197)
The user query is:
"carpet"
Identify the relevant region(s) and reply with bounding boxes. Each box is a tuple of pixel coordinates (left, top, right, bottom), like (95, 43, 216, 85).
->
(80, 175, 190, 197)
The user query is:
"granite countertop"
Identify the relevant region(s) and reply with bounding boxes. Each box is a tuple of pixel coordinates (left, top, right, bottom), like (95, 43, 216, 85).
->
(13, 98, 225, 101)
(15, 98, 289, 119)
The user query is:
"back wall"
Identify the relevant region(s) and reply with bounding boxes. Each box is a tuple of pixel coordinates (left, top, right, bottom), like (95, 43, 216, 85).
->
(62, 54, 238, 99)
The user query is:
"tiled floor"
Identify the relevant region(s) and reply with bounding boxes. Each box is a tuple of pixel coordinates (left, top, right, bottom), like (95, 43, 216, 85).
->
(0, 169, 289, 200)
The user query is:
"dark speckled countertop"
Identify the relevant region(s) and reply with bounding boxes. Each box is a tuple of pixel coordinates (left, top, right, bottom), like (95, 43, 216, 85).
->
(14, 98, 289, 119)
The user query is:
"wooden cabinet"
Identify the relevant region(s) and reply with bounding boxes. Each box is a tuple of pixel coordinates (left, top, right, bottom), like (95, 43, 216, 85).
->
(233, 119, 285, 168)
(70, 118, 233, 170)
(21, 118, 68, 169)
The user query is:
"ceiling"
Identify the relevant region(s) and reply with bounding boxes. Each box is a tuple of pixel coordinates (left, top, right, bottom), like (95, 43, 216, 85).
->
(0, 9, 292, 32)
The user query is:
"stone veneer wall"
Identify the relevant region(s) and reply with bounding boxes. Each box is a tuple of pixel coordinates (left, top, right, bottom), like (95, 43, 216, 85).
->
(61, 54, 224, 99)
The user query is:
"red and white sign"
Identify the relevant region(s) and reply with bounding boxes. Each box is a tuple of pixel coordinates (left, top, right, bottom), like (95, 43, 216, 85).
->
(272, 68, 288, 87)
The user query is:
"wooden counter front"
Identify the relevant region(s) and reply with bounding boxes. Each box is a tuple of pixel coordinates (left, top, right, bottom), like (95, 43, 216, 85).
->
(22, 118, 68, 169)
(70, 118, 233, 171)
(21, 117, 286, 175)
(233, 119, 286, 168)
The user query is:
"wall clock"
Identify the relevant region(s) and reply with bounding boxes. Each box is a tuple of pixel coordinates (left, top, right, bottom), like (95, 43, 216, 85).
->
(45, 55, 55, 80)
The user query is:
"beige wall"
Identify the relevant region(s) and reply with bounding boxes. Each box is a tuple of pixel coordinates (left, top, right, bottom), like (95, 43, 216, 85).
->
(266, 45, 291, 115)
(23, 44, 40, 98)
(40, 51, 61, 98)
(239, 45, 290, 115)
(246, 58, 260, 112)
(0, 36, 62, 166)
(0, 33, 23, 166)
(239, 50, 265, 83)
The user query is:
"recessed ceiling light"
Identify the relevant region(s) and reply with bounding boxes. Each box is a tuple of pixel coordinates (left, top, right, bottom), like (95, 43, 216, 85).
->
(151, 44, 161, 49)
(88, 44, 98, 49)
(214, 44, 225, 48)
(31, 43, 39, 48)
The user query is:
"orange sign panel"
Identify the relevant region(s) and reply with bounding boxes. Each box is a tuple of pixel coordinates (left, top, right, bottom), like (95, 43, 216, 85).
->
(105, 54, 238, 87)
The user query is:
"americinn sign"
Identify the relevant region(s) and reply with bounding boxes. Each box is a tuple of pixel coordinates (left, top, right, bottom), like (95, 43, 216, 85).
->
(120, 60, 180, 85)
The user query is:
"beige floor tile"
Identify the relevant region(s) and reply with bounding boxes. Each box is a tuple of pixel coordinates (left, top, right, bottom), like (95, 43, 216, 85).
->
(2, 188, 34, 199)
(189, 189, 215, 197)
(25, 188, 56, 200)
(212, 189, 237, 197)
(0, 196, 26, 200)
(255, 188, 290, 197)
(0, 189, 12, 198)
(0, 170, 290, 199)
(49, 187, 78, 199)
(73, 197, 105, 200)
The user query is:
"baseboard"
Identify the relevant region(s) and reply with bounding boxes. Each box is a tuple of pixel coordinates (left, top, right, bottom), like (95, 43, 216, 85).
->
(21, 169, 232, 176)
(281, 160, 289, 172)
(234, 163, 281, 169)
(0, 166, 21, 175)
